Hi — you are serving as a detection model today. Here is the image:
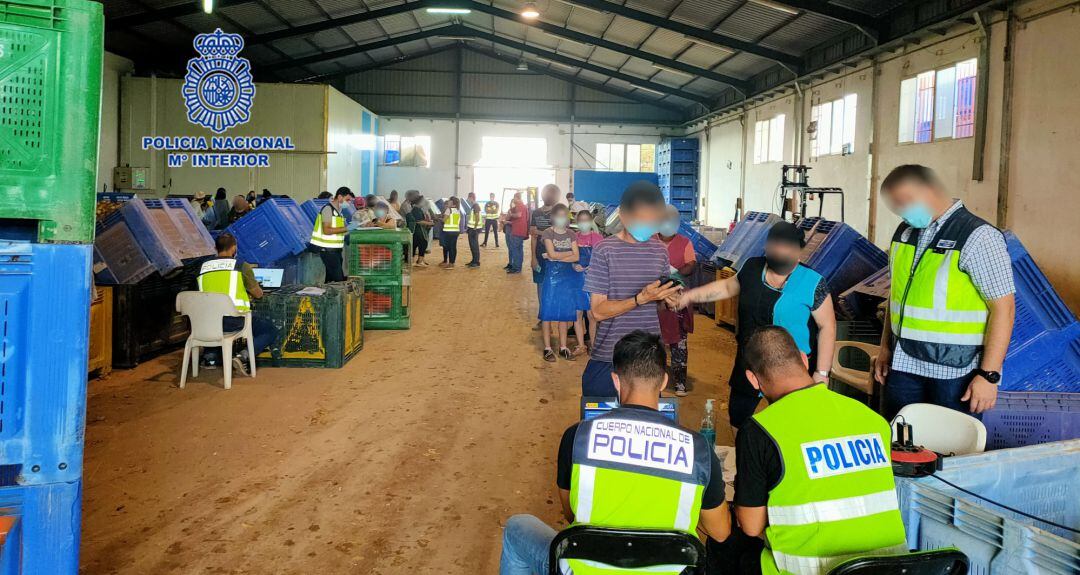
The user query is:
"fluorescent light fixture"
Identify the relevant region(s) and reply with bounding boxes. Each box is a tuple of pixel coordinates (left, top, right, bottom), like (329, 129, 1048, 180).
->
(440, 35, 475, 40)
(202, 0, 213, 14)
(651, 63, 693, 77)
(632, 84, 665, 96)
(682, 35, 734, 54)
(748, 0, 799, 15)
(521, 2, 540, 18)
(426, 7, 472, 14)
(517, 60, 529, 71)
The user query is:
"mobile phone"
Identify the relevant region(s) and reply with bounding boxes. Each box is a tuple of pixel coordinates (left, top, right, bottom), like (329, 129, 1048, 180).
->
(658, 275, 685, 288)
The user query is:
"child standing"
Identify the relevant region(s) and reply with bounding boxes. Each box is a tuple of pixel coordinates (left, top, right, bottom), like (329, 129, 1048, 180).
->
(572, 209, 604, 355)
(539, 204, 580, 362)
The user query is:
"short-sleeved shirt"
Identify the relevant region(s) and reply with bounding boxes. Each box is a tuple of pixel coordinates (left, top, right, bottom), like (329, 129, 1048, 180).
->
(557, 404, 727, 510)
(735, 257, 828, 356)
(576, 231, 604, 249)
(530, 206, 554, 235)
(238, 261, 260, 299)
(541, 228, 575, 253)
(508, 204, 530, 238)
(584, 236, 670, 363)
(890, 200, 1016, 379)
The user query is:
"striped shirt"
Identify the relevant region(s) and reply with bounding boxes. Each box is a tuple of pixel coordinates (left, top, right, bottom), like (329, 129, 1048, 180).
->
(891, 200, 1015, 379)
(584, 236, 671, 363)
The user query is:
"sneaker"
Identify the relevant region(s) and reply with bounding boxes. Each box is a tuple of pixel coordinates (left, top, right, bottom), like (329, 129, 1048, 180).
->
(467, 262, 480, 268)
(674, 381, 688, 397)
(232, 356, 250, 377)
(559, 348, 575, 361)
(571, 345, 589, 358)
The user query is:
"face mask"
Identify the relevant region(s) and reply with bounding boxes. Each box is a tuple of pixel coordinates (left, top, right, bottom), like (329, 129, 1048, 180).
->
(375, 208, 387, 218)
(626, 222, 659, 242)
(659, 220, 680, 237)
(577, 221, 592, 232)
(899, 201, 933, 229)
(553, 216, 569, 228)
(765, 253, 797, 275)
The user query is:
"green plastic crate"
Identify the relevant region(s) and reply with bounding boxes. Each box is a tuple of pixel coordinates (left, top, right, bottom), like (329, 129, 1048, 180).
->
(363, 275, 410, 330)
(0, 0, 104, 243)
(346, 229, 412, 278)
(254, 279, 365, 368)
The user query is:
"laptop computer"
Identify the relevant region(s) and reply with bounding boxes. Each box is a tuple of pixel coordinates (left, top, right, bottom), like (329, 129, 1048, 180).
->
(252, 268, 284, 289)
(581, 397, 679, 422)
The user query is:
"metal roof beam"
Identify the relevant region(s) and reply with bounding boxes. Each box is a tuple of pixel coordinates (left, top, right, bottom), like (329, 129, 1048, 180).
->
(249, 1, 428, 46)
(466, 2, 750, 94)
(462, 45, 689, 116)
(107, 0, 251, 29)
(296, 44, 461, 83)
(263, 26, 449, 71)
(556, 0, 802, 70)
(760, 0, 880, 40)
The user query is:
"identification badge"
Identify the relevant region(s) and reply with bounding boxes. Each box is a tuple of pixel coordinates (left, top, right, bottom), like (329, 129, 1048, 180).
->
(587, 418, 694, 475)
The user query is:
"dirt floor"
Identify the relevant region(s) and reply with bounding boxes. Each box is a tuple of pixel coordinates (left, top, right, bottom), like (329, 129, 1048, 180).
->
(80, 243, 739, 574)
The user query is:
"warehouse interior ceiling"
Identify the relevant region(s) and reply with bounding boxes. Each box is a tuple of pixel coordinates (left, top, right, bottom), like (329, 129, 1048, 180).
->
(101, 0, 1003, 123)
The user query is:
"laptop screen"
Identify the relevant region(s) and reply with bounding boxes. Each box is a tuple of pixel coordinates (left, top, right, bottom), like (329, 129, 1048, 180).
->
(253, 268, 284, 288)
(581, 397, 679, 422)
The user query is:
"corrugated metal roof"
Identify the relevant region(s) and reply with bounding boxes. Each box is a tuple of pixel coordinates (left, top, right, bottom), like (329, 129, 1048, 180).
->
(760, 14, 850, 53)
(714, 2, 791, 42)
(670, 0, 746, 28)
(640, 28, 693, 59)
(715, 51, 775, 77)
(602, 16, 656, 47)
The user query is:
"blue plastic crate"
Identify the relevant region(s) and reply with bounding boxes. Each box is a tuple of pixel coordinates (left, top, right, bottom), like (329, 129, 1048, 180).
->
(97, 199, 183, 276)
(662, 138, 699, 150)
(667, 149, 698, 162)
(0, 243, 91, 485)
(897, 440, 1080, 574)
(982, 391, 1079, 449)
(1000, 323, 1080, 393)
(837, 266, 890, 319)
(665, 186, 697, 200)
(144, 199, 214, 261)
(0, 481, 82, 575)
(714, 212, 780, 269)
(226, 198, 312, 265)
(301, 198, 329, 225)
(670, 198, 696, 213)
(1005, 232, 1078, 349)
(802, 220, 888, 296)
(678, 221, 718, 262)
(572, 171, 659, 206)
(270, 252, 326, 286)
(164, 198, 215, 258)
(657, 161, 699, 175)
(92, 219, 156, 285)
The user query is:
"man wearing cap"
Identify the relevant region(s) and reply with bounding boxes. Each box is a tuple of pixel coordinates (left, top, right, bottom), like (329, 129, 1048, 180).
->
(678, 221, 837, 429)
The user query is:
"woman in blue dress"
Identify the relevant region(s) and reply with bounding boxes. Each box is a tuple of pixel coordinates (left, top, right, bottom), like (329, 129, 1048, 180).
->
(538, 204, 581, 362)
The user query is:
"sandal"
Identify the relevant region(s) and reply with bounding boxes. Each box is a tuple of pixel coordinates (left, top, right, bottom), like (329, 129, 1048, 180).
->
(543, 348, 557, 363)
(571, 345, 589, 358)
(559, 348, 575, 361)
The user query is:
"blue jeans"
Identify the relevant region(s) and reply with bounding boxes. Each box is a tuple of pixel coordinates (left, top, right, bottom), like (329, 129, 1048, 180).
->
(500, 514, 555, 575)
(507, 233, 525, 272)
(884, 369, 975, 421)
(581, 359, 616, 397)
(206, 314, 278, 363)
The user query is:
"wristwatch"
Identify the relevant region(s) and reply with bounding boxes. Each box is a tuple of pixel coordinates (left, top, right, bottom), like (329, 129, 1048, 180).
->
(815, 370, 829, 380)
(974, 368, 1001, 384)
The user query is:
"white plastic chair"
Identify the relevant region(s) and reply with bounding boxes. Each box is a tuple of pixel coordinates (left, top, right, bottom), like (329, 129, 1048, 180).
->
(176, 291, 256, 390)
(891, 403, 987, 455)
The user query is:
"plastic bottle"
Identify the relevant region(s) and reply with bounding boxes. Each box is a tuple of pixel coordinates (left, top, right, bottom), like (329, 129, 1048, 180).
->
(700, 399, 717, 447)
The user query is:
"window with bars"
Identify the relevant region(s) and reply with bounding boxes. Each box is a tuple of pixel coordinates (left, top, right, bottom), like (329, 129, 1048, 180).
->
(594, 143, 656, 172)
(382, 135, 431, 167)
(810, 94, 857, 158)
(898, 58, 978, 144)
(753, 114, 786, 164)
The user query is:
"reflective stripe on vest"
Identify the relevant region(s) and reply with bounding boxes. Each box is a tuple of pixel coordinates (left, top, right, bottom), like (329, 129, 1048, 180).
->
(197, 258, 251, 313)
(565, 408, 711, 575)
(311, 208, 345, 248)
(752, 385, 906, 575)
(467, 211, 484, 229)
(445, 211, 461, 231)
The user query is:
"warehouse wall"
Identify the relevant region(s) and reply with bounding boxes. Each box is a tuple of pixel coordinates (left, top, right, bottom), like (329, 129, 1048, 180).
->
(694, 0, 1080, 311)
(326, 88, 378, 197)
(375, 117, 680, 200)
(119, 78, 328, 200)
(97, 52, 135, 193)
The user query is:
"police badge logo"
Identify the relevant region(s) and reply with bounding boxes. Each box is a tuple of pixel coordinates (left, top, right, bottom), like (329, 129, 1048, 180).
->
(182, 29, 255, 134)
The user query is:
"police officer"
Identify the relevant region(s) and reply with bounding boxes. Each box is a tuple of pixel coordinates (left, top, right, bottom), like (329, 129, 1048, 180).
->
(873, 165, 1016, 419)
(310, 186, 354, 282)
(197, 233, 278, 376)
(499, 331, 730, 575)
(733, 326, 907, 575)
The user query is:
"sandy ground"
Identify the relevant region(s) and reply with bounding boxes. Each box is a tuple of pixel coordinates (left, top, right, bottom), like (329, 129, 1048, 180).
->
(80, 243, 738, 574)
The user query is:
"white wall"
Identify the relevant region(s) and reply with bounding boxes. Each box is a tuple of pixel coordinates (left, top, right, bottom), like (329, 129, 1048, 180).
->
(326, 87, 377, 197)
(694, 0, 1080, 311)
(376, 118, 679, 200)
(97, 52, 134, 193)
(119, 78, 328, 200)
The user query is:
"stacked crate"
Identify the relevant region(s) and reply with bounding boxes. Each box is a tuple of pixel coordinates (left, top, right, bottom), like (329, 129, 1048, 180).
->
(253, 280, 365, 368)
(656, 138, 700, 220)
(0, 1, 104, 572)
(346, 229, 412, 330)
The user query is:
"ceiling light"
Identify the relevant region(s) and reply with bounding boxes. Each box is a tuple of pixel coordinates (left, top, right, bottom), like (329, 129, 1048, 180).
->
(426, 7, 472, 14)
(202, 0, 213, 14)
(651, 63, 693, 77)
(521, 2, 540, 18)
(682, 35, 734, 55)
(747, 0, 799, 15)
(517, 60, 529, 71)
(632, 84, 665, 96)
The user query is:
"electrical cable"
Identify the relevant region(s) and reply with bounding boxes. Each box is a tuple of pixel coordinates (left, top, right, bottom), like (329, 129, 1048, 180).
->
(927, 473, 1080, 535)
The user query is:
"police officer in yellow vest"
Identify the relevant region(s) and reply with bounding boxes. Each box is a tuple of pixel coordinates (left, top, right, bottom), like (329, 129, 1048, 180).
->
(733, 326, 907, 575)
(872, 165, 1016, 419)
(197, 233, 278, 376)
(311, 187, 355, 282)
(500, 331, 730, 575)
(466, 197, 485, 268)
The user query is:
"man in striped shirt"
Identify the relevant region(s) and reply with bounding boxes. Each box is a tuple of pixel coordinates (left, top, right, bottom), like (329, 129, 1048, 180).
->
(582, 181, 683, 396)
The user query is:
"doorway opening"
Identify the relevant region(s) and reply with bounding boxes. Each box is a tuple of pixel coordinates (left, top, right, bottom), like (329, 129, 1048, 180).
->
(473, 136, 555, 209)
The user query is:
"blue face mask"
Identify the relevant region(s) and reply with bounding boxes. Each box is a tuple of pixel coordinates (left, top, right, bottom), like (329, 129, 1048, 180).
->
(553, 216, 569, 228)
(659, 220, 680, 237)
(577, 221, 592, 232)
(899, 202, 933, 229)
(626, 222, 659, 242)
(374, 208, 387, 218)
